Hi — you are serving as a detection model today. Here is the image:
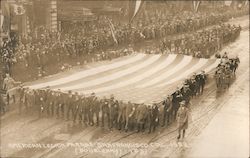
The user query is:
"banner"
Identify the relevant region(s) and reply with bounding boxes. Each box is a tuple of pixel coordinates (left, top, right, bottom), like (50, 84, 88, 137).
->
(0, 15, 4, 29)
(193, 1, 201, 12)
(128, 0, 144, 23)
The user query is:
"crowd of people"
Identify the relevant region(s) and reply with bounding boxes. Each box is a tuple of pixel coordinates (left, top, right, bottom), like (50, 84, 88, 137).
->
(1, 71, 206, 135)
(0, 7, 247, 82)
(160, 24, 241, 58)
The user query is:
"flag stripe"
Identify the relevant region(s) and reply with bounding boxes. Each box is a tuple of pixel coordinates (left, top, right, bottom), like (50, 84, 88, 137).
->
(29, 54, 145, 89)
(76, 54, 176, 92)
(49, 55, 150, 89)
(76, 54, 171, 91)
(137, 55, 193, 88)
(58, 55, 161, 91)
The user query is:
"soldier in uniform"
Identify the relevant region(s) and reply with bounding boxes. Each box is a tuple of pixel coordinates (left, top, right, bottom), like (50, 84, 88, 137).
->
(148, 103, 159, 134)
(3, 74, 17, 105)
(176, 101, 189, 140)
(87, 93, 96, 126)
(109, 97, 119, 129)
(18, 85, 25, 114)
(38, 90, 45, 118)
(66, 90, 74, 120)
(162, 95, 173, 126)
(199, 71, 207, 94)
(55, 89, 63, 118)
(136, 102, 148, 132)
(172, 88, 182, 119)
(101, 97, 110, 128)
(47, 90, 55, 116)
(181, 84, 191, 105)
(125, 101, 136, 132)
(72, 92, 81, 123)
(43, 87, 50, 117)
(91, 93, 100, 126)
(117, 100, 126, 130)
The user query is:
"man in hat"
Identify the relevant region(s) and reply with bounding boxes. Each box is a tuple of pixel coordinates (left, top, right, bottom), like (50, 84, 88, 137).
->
(3, 73, 17, 105)
(136, 101, 148, 132)
(176, 101, 189, 140)
(222, 52, 228, 59)
(55, 89, 63, 118)
(47, 90, 55, 116)
(162, 95, 173, 126)
(181, 83, 192, 104)
(125, 101, 136, 132)
(101, 96, 110, 128)
(199, 71, 207, 94)
(73, 92, 81, 123)
(110, 99, 119, 129)
(148, 102, 159, 133)
(66, 90, 74, 120)
(18, 85, 25, 114)
(90, 92, 100, 126)
(172, 88, 182, 119)
(117, 100, 126, 130)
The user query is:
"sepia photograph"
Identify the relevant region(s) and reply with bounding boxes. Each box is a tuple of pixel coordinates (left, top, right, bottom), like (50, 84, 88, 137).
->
(0, 0, 249, 157)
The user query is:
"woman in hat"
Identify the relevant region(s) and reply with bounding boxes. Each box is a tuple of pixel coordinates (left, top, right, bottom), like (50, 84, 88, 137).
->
(176, 100, 189, 140)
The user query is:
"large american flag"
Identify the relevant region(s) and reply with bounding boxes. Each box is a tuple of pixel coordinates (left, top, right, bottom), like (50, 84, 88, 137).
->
(26, 54, 219, 103)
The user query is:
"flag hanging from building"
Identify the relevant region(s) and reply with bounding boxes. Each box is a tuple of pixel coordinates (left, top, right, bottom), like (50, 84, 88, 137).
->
(128, 0, 144, 23)
(0, 15, 4, 29)
(193, 1, 201, 12)
(106, 18, 118, 44)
